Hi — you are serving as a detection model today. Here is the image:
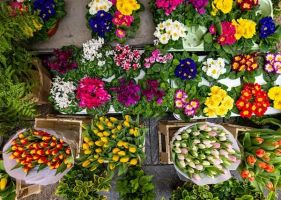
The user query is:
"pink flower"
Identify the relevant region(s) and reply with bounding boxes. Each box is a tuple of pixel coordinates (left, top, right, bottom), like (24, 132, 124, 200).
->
(209, 24, 216, 35)
(76, 77, 111, 109)
(155, 0, 184, 15)
(116, 29, 126, 38)
(114, 45, 141, 71)
(208, 131, 217, 137)
(213, 143, 221, 149)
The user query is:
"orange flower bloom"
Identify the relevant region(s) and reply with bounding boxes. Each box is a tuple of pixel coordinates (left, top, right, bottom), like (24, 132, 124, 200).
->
(255, 137, 264, 144)
(241, 169, 250, 178)
(246, 155, 256, 166)
(258, 161, 267, 169)
(266, 182, 274, 191)
(256, 148, 265, 158)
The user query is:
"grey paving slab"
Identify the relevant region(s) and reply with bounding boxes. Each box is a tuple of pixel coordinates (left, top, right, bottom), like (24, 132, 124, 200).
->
(30, 0, 155, 51)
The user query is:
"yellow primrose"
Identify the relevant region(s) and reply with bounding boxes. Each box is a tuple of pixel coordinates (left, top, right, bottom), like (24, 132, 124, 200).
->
(268, 86, 281, 101)
(274, 100, 281, 110)
(112, 155, 119, 162)
(129, 158, 138, 165)
(120, 156, 130, 163)
(232, 18, 256, 40)
(116, 0, 140, 16)
(211, 0, 233, 15)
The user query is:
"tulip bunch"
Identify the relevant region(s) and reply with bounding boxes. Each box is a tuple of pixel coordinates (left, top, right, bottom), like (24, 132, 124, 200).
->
(238, 124, 281, 197)
(172, 123, 240, 181)
(80, 115, 145, 175)
(6, 129, 73, 174)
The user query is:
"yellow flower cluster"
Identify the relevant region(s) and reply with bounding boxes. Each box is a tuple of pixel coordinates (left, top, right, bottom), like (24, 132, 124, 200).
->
(268, 86, 281, 110)
(81, 115, 143, 171)
(232, 18, 256, 40)
(211, 0, 233, 16)
(116, 0, 140, 15)
(204, 86, 234, 117)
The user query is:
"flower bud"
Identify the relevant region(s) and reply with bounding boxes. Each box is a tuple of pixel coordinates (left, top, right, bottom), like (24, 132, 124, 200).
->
(182, 133, 189, 139)
(217, 164, 223, 170)
(199, 154, 206, 159)
(196, 165, 203, 171)
(212, 127, 218, 131)
(219, 131, 226, 136)
(176, 135, 182, 141)
(193, 139, 200, 144)
(219, 136, 227, 141)
(174, 141, 181, 147)
(188, 168, 195, 174)
(220, 149, 228, 156)
(193, 131, 200, 136)
(188, 162, 196, 168)
(198, 144, 206, 149)
(206, 127, 212, 132)
(228, 155, 237, 162)
(213, 143, 221, 149)
(185, 129, 192, 133)
(194, 160, 200, 164)
(208, 131, 217, 137)
(227, 148, 235, 154)
(211, 149, 219, 156)
(199, 124, 208, 130)
(178, 154, 185, 160)
(179, 160, 186, 168)
(181, 142, 187, 148)
(205, 150, 211, 155)
(174, 147, 181, 154)
(181, 148, 188, 154)
(202, 161, 210, 166)
(191, 146, 198, 151)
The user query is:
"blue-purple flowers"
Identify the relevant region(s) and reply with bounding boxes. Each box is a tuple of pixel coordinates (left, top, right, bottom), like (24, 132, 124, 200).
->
(33, 0, 56, 22)
(89, 10, 113, 38)
(174, 58, 197, 80)
(259, 17, 276, 39)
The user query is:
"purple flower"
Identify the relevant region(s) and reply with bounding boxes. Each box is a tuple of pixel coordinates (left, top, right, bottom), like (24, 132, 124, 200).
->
(111, 79, 141, 107)
(142, 80, 165, 104)
(189, 0, 209, 15)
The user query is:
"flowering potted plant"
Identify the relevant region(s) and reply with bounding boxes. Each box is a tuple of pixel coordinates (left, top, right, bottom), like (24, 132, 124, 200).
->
(262, 52, 281, 86)
(171, 122, 241, 185)
(80, 115, 146, 176)
(268, 86, 281, 110)
(238, 118, 281, 199)
(86, 0, 143, 42)
(24, 0, 66, 41)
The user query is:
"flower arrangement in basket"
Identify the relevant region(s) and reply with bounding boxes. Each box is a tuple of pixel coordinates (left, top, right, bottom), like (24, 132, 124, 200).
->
(86, 0, 143, 42)
(3, 129, 74, 185)
(80, 115, 146, 176)
(171, 122, 241, 185)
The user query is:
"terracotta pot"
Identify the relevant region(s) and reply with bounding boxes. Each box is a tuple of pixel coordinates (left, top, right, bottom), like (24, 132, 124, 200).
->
(47, 20, 60, 38)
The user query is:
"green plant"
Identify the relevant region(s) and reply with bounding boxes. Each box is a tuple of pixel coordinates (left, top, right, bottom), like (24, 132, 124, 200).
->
(0, 161, 16, 200)
(55, 164, 113, 200)
(171, 178, 264, 200)
(0, 66, 36, 136)
(116, 167, 155, 200)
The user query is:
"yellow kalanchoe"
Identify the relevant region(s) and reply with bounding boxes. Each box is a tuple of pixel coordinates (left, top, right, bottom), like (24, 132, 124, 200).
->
(232, 18, 256, 40)
(211, 0, 233, 16)
(116, 0, 140, 16)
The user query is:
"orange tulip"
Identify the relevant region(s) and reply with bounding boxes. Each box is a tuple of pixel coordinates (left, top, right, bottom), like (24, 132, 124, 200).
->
(266, 182, 274, 191)
(241, 169, 250, 179)
(265, 165, 275, 173)
(255, 137, 264, 144)
(256, 149, 265, 158)
(246, 155, 256, 166)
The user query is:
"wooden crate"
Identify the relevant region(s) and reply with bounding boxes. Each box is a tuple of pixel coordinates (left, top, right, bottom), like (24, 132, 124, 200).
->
(158, 121, 252, 164)
(34, 116, 91, 158)
(15, 180, 42, 200)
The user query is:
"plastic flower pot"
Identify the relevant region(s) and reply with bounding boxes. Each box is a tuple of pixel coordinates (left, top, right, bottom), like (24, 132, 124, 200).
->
(257, 0, 273, 17)
(47, 20, 60, 38)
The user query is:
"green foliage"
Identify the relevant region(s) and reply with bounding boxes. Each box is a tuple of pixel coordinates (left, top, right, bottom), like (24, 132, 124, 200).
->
(116, 167, 155, 200)
(0, 66, 36, 136)
(55, 165, 113, 200)
(0, 161, 16, 200)
(171, 178, 264, 200)
(0, 3, 42, 62)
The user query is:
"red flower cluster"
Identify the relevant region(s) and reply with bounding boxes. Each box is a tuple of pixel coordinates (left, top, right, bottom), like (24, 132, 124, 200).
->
(114, 44, 141, 71)
(240, 169, 255, 181)
(113, 11, 134, 27)
(232, 54, 258, 72)
(8, 129, 72, 174)
(209, 21, 237, 46)
(237, 0, 258, 11)
(236, 83, 270, 118)
(76, 77, 111, 109)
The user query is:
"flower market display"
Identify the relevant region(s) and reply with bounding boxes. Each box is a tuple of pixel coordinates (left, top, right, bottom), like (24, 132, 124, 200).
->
(3, 129, 74, 185)
(172, 122, 241, 185)
(79, 115, 146, 175)
(151, 0, 281, 53)
(86, 0, 143, 42)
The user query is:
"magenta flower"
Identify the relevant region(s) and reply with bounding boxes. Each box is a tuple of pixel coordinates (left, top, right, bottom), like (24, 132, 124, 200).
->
(144, 49, 173, 68)
(189, 0, 209, 14)
(76, 77, 111, 109)
(111, 79, 141, 107)
(155, 0, 184, 15)
(45, 48, 78, 74)
(142, 80, 165, 105)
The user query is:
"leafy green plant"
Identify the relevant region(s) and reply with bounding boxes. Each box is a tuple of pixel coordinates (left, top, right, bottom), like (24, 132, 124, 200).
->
(55, 165, 113, 200)
(116, 167, 155, 200)
(0, 161, 16, 200)
(171, 178, 264, 200)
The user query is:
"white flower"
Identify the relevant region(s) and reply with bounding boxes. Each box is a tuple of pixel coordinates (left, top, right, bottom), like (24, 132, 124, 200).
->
(88, 0, 112, 15)
(193, 139, 200, 144)
(196, 165, 203, 171)
(188, 162, 196, 168)
(174, 147, 181, 154)
(171, 30, 180, 41)
(219, 136, 227, 141)
(82, 38, 104, 61)
(159, 33, 170, 44)
(178, 154, 185, 160)
(97, 60, 105, 67)
(176, 135, 182, 141)
(50, 77, 76, 110)
(202, 58, 227, 79)
(202, 161, 210, 166)
(193, 131, 200, 136)
(198, 144, 206, 149)
(179, 160, 186, 168)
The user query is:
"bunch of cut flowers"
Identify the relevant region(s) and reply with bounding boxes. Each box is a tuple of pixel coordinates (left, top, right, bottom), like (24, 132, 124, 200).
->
(172, 122, 241, 185)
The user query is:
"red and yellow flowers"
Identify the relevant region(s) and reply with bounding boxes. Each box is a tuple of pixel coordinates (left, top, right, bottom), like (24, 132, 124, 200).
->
(7, 129, 73, 174)
(236, 83, 270, 118)
(236, 0, 258, 11)
(231, 54, 258, 72)
(209, 21, 237, 46)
